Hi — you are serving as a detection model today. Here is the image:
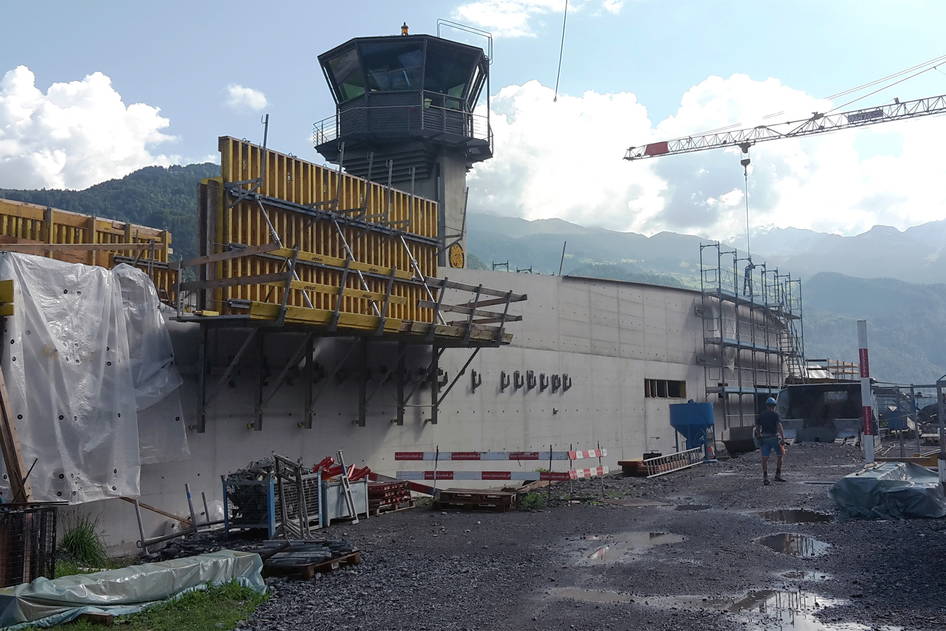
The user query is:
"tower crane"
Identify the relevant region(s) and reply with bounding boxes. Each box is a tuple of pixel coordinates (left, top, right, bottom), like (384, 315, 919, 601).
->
(624, 92, 946, 161)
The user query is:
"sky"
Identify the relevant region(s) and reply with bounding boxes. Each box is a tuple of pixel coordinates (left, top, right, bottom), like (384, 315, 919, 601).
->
(1, 0, 946, 242)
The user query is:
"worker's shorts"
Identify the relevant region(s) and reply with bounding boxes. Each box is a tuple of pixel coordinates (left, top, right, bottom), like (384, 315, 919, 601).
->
(760, 436, 782, 457)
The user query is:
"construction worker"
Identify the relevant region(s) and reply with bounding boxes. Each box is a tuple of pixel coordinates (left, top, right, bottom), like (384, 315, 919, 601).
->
(755, 397, 785, 485)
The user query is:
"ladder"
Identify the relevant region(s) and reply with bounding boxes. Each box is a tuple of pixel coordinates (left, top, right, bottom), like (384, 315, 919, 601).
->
(336, 450, 360, 524)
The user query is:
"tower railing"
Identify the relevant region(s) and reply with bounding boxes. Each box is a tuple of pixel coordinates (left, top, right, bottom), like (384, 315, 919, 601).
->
(313, 90, 492, 151)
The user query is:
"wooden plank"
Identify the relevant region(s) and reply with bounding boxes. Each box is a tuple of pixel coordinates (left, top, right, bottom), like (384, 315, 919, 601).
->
(269, 247, 414, 281)
(0, 365, 30, 502)
(179, 242, 282, 269)
(280, 280, 409, 305)
(418, 300, 522, 321)
(118, 497, 190, 524)
(0, 242, 156, 253)
(179, 272, 290, 291)
(426, 276, 528, 301)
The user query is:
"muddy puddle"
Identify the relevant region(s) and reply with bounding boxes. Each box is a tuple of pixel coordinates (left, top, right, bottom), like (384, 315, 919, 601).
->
(781, 570, 832, 582)
(758, 509, 832, 524)
(547, 587, 633, 604)
(756, 532, 830, 558)
(585, 531, 686, 563)
(638, 590, 900, 631)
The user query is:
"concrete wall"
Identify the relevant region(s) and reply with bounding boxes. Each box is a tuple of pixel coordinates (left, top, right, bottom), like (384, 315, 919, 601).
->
(84, 270, 708, 549)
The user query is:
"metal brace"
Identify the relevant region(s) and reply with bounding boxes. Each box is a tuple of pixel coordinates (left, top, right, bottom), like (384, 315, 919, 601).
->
(551, 374, 562, 393)
(500, 370, 510, 392)
(374, 266, 397, 335)
(526, 370, 537, 391)
(329, 259, 351, 332)
(539, 373, 549, 392)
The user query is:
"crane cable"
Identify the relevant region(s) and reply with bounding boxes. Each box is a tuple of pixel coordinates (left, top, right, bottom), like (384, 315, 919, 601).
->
(737, 146, 757, 297)
(553, 0, 569, 102)
(694, 53, 946, 135)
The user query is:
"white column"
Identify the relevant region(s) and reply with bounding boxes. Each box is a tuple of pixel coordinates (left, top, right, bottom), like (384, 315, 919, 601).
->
(857, 320, 874, 463)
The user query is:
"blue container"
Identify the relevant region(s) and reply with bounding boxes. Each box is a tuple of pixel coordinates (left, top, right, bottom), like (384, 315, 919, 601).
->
(669, 402, 715, 450)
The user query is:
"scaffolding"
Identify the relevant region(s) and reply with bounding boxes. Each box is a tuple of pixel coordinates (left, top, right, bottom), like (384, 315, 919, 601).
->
(699, 242, 805, 430)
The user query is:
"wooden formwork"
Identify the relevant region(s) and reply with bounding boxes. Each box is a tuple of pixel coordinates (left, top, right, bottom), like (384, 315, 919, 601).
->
(200, 137, 439, 324)
(0, 198, 174, 299)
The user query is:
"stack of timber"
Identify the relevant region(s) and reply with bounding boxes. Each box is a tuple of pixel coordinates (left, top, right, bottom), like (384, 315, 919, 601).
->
(434, 488, 517, 512)
(368, 481, 413, 515)
(183, 136, 526, 345)
(258, 539, 362, 580)
(0, 198, 174, 299)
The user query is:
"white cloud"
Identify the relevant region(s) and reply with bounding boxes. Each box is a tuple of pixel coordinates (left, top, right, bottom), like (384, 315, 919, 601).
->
(0, 65, 177, 190)
(225, 84, 267, 111)
(468, 75, 946, 238)
(468, 80, 667, 232)
(601, 0, 624, 14)
(453, 0, 623, 38)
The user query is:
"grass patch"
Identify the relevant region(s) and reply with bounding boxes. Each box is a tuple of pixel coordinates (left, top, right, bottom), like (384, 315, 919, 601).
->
(26, 581, 266, 631)
(55, 555, 136, 578)
(518, 491, 547, 511)
(59, 515, 107, 568)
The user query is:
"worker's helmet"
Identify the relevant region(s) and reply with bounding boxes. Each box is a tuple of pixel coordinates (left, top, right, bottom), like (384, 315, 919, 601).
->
(765, 396, 777, 407)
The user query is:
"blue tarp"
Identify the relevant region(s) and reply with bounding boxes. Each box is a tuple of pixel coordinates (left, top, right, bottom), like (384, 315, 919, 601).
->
(0, 550, 265, 629)
(830, 462, 946, 519)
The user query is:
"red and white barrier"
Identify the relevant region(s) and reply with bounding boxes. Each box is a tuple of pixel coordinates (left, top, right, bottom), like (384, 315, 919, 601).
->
(857, 320, 875, 463)
(395, 467, 609, 482)
(570, 466, 608, 480)
(394, 449, 606, 461)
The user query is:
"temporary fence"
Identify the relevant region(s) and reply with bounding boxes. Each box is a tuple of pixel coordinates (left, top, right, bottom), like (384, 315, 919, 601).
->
(394, 447, 609, 483)
(0, 503, 58, 588)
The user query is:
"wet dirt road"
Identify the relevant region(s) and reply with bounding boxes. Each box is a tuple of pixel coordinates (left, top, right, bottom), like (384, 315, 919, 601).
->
(241, 443, 946, 631)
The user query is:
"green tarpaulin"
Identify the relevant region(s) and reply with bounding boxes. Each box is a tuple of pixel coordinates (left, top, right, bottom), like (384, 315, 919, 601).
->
(0, 550, 265, 629)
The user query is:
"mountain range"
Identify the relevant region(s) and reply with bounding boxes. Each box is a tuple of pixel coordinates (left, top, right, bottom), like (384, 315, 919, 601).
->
(2, 164, 944, 384)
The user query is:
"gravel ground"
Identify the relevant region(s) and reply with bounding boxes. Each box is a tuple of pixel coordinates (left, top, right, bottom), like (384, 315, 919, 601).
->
(238, 443, 946, 631)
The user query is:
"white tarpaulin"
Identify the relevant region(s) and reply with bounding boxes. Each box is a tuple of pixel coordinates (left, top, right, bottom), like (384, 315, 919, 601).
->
(113, 264, 188, 465)
(0, 254, 188, 504)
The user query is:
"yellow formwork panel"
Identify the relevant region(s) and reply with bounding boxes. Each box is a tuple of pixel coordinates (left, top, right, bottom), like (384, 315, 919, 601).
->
(0, 197, 175, 300)
(207, 137, 439, 324)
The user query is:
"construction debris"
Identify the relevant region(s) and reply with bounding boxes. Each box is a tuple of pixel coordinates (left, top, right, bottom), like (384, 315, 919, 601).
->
(255, 539, 360, 580)
(434, 488, 517, 512)
(368, 481, 413, 515)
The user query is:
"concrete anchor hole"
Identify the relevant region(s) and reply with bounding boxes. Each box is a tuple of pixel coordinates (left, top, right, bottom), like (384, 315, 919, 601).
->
(756, 533, 830, 558)
(758, 509, 832, 524)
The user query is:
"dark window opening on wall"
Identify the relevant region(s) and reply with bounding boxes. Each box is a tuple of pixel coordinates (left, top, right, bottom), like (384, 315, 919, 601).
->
(645, 379, 687, 399)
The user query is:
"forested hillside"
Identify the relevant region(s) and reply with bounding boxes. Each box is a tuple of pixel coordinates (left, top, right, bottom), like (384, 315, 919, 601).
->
(0, 163, 217, 262)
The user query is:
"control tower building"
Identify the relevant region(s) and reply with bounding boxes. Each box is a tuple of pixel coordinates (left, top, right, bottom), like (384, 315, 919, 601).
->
(314, 25, 492, 267)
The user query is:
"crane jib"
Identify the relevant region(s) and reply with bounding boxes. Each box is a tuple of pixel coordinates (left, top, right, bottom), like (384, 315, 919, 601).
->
(847, 109, 884, 123)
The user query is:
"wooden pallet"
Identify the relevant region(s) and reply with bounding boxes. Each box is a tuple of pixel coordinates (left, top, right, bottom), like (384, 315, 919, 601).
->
(370, 500, 415, 516)
(434, 489, 516, 512)
(263, 550, 362, 580)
